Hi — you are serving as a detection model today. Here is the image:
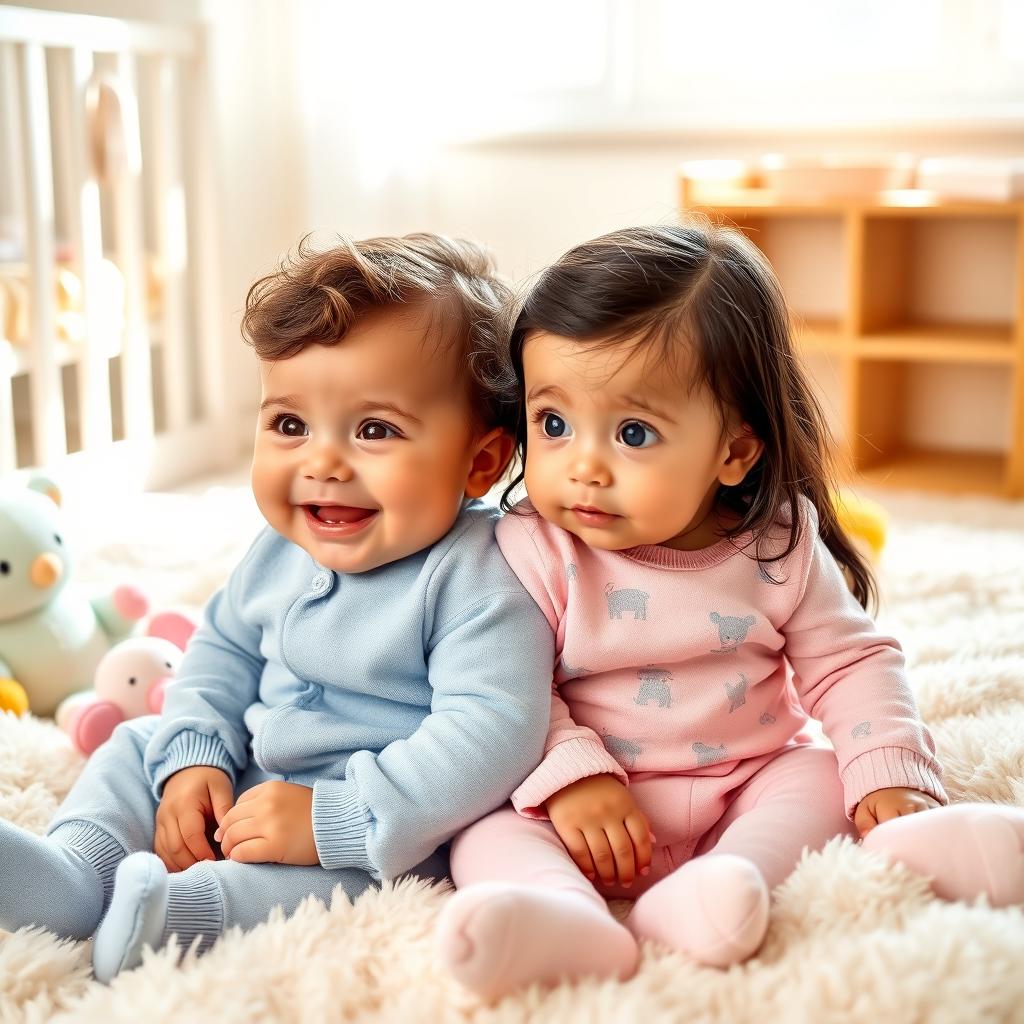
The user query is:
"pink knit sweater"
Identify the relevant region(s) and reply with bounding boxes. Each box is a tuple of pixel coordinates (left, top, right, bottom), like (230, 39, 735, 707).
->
(495, 497, 947, 820)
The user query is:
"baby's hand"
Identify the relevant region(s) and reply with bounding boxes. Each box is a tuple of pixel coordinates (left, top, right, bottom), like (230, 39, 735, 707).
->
(854, 786, 942, 837)
(214, 781, 319, 866)
(156, 764, 234, 872)
(545, 773, 654, 888)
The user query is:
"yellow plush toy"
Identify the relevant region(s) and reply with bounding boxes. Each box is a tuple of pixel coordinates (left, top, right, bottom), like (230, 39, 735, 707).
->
(832, 487, 887, 566)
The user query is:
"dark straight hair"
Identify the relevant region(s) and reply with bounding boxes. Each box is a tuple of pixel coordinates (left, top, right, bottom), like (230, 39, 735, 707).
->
(497, 219, 877, 612)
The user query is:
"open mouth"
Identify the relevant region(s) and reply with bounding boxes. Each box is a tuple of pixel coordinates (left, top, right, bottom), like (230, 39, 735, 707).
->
(302, 504, 378, 537)
(306, 504, 376, 525)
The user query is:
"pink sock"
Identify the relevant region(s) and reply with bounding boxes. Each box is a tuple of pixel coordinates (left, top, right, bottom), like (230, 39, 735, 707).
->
(436, 882, 640, 1001)
(862, 803, 1024, 906)
(627, 853, 770, 968)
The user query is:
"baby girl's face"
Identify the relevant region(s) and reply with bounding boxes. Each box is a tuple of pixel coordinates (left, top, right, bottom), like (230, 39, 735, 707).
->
(521, 331, 757, 551)
(252, 305, 491, 573)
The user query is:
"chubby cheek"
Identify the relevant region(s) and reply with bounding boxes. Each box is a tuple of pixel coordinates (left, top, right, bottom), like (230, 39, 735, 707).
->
(372, 449, 464, 533)
(523, 451, 561, 517)
(250, 451, 291, 528)
(628, 463, 708, 537)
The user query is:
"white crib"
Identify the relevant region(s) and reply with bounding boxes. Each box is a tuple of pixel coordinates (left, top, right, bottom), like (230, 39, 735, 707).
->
(0, 5, 238, 494)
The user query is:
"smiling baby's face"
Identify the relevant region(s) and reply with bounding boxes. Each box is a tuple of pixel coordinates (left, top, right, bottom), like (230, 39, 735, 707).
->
(251, 305, 491, 574)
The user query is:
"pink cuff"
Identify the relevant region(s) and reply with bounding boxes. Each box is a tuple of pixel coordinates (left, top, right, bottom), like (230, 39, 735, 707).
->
(511, 736, 630, 819)
(841, 746, 948, 819)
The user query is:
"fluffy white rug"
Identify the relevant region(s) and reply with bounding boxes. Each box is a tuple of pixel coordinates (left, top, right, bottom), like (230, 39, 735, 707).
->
(2, 481, 1023, 1023)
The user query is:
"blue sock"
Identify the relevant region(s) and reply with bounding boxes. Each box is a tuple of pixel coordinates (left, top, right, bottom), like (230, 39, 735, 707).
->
(0, 818, 124, 938)
(93, 853, 224, 982)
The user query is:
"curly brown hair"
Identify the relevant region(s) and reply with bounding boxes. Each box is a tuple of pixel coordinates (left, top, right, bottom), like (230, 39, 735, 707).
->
(242, 232, 514, 429)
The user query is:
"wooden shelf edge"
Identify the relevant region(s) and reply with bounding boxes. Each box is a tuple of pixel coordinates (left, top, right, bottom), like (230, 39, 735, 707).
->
(680, 186, 1024, 217)
(849, 448, 1013, 497)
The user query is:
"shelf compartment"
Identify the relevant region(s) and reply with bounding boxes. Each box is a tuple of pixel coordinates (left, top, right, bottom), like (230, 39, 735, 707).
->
(799, 349, 849, 446)
(734, 215, 847, 331)
(850, 359, 1014, 495)
(860, 216, 1019, 334)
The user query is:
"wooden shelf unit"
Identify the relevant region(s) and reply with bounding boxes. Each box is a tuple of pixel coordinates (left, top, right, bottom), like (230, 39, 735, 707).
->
(680, 183, 1024, 498)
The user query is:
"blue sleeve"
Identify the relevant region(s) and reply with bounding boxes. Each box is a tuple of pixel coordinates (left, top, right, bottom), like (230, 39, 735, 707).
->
(142, 538, 266, 798)
(310, 583, 554, 880)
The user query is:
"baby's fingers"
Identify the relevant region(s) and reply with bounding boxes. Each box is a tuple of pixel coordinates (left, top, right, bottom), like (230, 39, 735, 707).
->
(583, 827, 617, 887)
(556, 825, 598, 881)
(179, 807, 217, 864)
(153, 824, 178, 874)
(162, 817, 198, 872)
(854, 800, 879, 837)
(603, 821, 637, 888)
(624, 812, 653, 876)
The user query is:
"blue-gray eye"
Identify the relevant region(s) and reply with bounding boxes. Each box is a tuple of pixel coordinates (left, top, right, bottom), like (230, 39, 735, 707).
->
(543, 413, 570, 438)
(619, 421, 657, 448)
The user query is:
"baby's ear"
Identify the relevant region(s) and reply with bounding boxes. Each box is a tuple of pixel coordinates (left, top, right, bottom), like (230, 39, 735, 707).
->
(719, 428, 764, 487)
(464, 428, 515, 499)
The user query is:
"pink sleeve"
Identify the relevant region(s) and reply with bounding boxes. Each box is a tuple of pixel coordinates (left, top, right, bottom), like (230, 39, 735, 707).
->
(782, 506, 947, 819)
(497, 510, 629, 819)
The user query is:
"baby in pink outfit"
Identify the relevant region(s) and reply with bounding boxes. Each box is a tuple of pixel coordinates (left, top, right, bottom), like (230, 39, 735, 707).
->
(435, 222, 1024, 1001)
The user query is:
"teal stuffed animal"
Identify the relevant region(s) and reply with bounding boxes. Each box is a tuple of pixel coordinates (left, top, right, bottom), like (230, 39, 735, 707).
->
(0, 474, 149, 717)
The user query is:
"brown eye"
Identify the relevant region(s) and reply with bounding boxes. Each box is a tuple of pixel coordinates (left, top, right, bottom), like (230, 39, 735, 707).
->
(274, 415, 308, 437)
(358, 420, 398, 441)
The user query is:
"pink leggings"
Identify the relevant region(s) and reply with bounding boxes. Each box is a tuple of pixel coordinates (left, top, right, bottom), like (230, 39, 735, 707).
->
(451, 745, 857, 904)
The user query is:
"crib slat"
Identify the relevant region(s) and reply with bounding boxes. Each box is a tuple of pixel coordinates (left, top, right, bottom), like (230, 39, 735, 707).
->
(182, 27, 229, 440)
(0, 349, 16, 473)
(148, 54, 189, 432)
(110, 51, 154, 444)
(17, 40, 67, 466)
(0, 44, 23, 473)
(56, 46, 114, 451)
(0, 42, 26, 240)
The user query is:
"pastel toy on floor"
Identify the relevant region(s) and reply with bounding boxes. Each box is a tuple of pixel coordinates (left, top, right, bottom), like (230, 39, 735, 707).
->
(0, 474, 149, 717)
(435, 221, 1023, 1003)
(55, 609, 197, 756)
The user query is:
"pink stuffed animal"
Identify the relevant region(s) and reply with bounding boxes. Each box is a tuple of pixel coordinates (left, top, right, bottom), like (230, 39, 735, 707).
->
(56, 610, 196, 755)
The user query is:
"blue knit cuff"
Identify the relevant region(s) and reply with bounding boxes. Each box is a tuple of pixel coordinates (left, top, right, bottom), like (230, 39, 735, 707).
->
(150, 731, 236, 798)
(165, 865, 224, 955)
(47, 819, 126, 910)
(311, 780, 376, 876)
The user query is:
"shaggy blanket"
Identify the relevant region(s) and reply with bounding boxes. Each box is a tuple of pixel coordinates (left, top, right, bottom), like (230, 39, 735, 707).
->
(1, 482, 1023, 1023)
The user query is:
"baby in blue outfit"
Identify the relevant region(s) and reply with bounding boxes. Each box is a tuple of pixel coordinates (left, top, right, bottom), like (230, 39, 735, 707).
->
(0, 233, 554, 980)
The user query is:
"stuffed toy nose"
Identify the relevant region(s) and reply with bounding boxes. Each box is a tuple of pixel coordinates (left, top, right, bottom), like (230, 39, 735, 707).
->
(30, 552, 63, 588)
